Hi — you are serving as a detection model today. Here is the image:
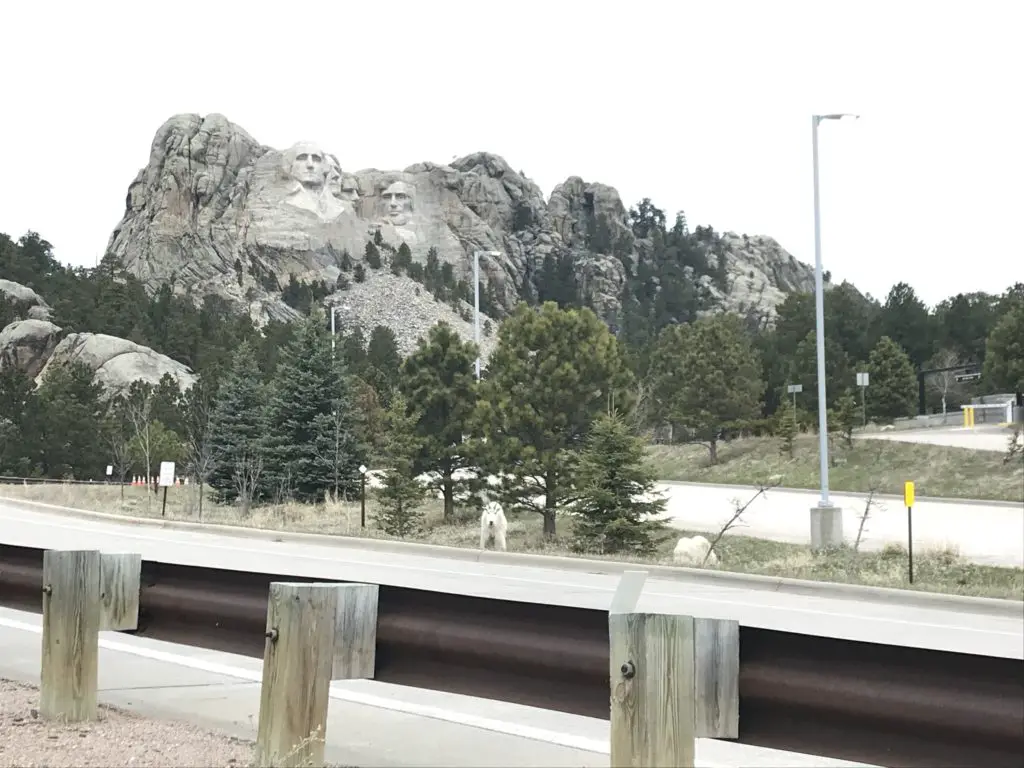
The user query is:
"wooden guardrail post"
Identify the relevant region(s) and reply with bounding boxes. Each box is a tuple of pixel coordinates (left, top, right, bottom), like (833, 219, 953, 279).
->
(255, 581, 379, 768)
(99, 553, 142, 631)
(694, 617, 740, 739)
(331, 583, 379, 680)
(40, 549, 142, 722)
(609, 570, 696, 767)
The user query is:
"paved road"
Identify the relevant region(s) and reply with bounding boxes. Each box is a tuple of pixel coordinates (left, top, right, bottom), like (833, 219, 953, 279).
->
(655, 481, 1024, 567)
(1, 502, 1020, 659)
(858, 424, 1015, 453)
(0, 606, 878, 768)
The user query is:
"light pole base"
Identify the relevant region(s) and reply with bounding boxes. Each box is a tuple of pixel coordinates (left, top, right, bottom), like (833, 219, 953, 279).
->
(810, 506, 844, 551)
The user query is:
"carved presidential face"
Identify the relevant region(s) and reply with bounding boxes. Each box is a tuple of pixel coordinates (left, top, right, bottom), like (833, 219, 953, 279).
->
(287, 142, 329, 187)
(327, 156, 343, 197)
(381, 181, 413, 225)
(339, 174, 360, 203)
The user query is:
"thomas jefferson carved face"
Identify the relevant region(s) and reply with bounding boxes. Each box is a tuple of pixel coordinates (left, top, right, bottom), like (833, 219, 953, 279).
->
(381, 181, 413, 225)
(286, 142, 329, 188)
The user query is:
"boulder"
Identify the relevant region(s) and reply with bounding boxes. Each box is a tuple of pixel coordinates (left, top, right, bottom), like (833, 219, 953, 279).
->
(0, 319, 63, 378)
(35, 333, 197, 395)
(0, 279, 53, 321)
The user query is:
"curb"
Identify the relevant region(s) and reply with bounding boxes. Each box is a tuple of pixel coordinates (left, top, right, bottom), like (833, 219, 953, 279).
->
(3, 496, 1021, 619)
(654, 480, 1024, 510)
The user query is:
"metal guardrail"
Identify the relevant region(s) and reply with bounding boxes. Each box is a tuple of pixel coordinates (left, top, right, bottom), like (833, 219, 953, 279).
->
(0, 542, 1021, 768)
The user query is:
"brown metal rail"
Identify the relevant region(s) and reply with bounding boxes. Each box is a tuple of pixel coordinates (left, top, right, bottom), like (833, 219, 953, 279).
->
(1, 543, 1021, 767)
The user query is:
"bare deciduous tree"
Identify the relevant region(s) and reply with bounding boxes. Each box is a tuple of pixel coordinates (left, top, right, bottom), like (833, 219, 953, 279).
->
(183, 387, 215, 521)
(853, 444, 886, 552)
(233, 452, 264, 518)
(926, 349, 968, 416)
(703, 475, 784, 565)
(1005, 425, 1023, 465)
(121, 383, 155, 512)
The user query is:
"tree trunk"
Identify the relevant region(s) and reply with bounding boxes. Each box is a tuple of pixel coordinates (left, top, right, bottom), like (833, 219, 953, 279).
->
(442, 475, 455, 522)
(707, 439, 719, 465)
(543, 478, 557, 537)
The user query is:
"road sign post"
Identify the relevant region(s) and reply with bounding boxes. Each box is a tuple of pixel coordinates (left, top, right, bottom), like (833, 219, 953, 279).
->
(158, 461, 175, 517)
(856, 372, 869, 426)
(787, 384, 803, 431)
(903, 481, 915, 584)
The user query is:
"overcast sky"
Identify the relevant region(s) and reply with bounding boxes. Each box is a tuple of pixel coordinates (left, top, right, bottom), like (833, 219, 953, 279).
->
(1, 0, 1020, 308)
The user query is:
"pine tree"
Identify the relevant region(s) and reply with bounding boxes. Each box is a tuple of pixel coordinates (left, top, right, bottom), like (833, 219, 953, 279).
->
(263, 310, 365, 503)
(398, 322, 480, 521)
(866, 336, 918, 423)
(375, 392, 428, 537)
(649, 314, 763, 464)
(207, 342, 268, 509)
(473, 301, 633, 536)
(833, 392, 858, 448)
(365, 241, 382, 270)
(31, 361, 106, 478)
(982, 304, 1024, 391)
(570, 413, 668, 555)
(775, 396, 797, 458)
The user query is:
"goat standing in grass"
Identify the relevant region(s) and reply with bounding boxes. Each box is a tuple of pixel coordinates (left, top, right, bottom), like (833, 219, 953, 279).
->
(479, 501, 508, 551)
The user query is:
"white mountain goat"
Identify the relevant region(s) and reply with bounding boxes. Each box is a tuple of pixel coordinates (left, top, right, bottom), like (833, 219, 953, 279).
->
(672, 534, 719, 566)
(479, 501, 508, 551)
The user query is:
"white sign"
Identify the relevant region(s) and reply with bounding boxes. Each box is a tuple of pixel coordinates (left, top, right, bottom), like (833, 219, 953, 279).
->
(857, 372, 870, 387)
(106, 465, 113, 477)
(158, 461, 176, 487)
(787, 384, 803, 394)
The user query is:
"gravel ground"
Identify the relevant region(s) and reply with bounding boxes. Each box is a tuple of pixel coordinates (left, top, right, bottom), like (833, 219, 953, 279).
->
(0, 678, 256, 767)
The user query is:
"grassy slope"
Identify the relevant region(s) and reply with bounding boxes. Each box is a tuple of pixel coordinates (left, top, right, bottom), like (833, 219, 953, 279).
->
(645, 434, 1024, 503)
(3, 482, 1021, 601)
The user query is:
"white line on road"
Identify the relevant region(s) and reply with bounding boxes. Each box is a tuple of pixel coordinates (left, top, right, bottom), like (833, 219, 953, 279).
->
(0, 616, 611, 757)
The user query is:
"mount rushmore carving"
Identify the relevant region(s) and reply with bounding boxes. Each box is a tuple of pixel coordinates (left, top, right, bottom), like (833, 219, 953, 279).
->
(105, 113, 816, 349)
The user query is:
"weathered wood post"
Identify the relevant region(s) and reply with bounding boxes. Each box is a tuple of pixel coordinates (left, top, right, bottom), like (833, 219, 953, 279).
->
(694, 617, 740, 739)
(255, 582, 379, 768)
(99, 553, 142, 631)
(40, 549, 142, 722)
(609, 570, 696, 768)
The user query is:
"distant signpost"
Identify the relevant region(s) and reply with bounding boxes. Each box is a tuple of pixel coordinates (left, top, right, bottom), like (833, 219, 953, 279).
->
(856, 372, 869, 426)
(158, 461, 175, 517)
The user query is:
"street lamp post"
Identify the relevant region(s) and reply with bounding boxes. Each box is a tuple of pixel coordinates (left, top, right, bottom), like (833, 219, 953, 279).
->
(358, 464, 367, 528)
(473, 250, 501, 380)
(809, 112, 858, 549)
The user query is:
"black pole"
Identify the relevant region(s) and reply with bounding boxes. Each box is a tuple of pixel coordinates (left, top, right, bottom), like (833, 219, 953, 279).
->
(360, 475, 366, 528)
(161, 485, 169, 518)
(907, 504, 914, 584)
(918, 373, 926, 416)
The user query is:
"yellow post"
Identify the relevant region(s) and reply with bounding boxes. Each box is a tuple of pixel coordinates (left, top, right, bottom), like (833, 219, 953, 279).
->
(903, 481, 915, 508)
(903, 481, 915, 584)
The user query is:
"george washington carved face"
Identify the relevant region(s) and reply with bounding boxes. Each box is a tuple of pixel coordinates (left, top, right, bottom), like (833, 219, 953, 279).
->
(284, 142, 330, 188)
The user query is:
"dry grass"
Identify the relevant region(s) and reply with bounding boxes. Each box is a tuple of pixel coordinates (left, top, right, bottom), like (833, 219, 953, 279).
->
(645, 434, 1024, 503)
(3, 481, 1022, 600)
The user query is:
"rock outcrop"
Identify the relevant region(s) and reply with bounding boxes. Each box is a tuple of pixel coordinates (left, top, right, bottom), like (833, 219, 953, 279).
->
(0, 319, 62, 378)
(35, 333, 197, 395)
(0, 279, 199, 396)
(106, 113, 817, 349)
(0, 279, 53, 321)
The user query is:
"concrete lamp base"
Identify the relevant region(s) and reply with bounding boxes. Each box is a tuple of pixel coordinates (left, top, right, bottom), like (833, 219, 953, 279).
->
(810, 506, 844, 550)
